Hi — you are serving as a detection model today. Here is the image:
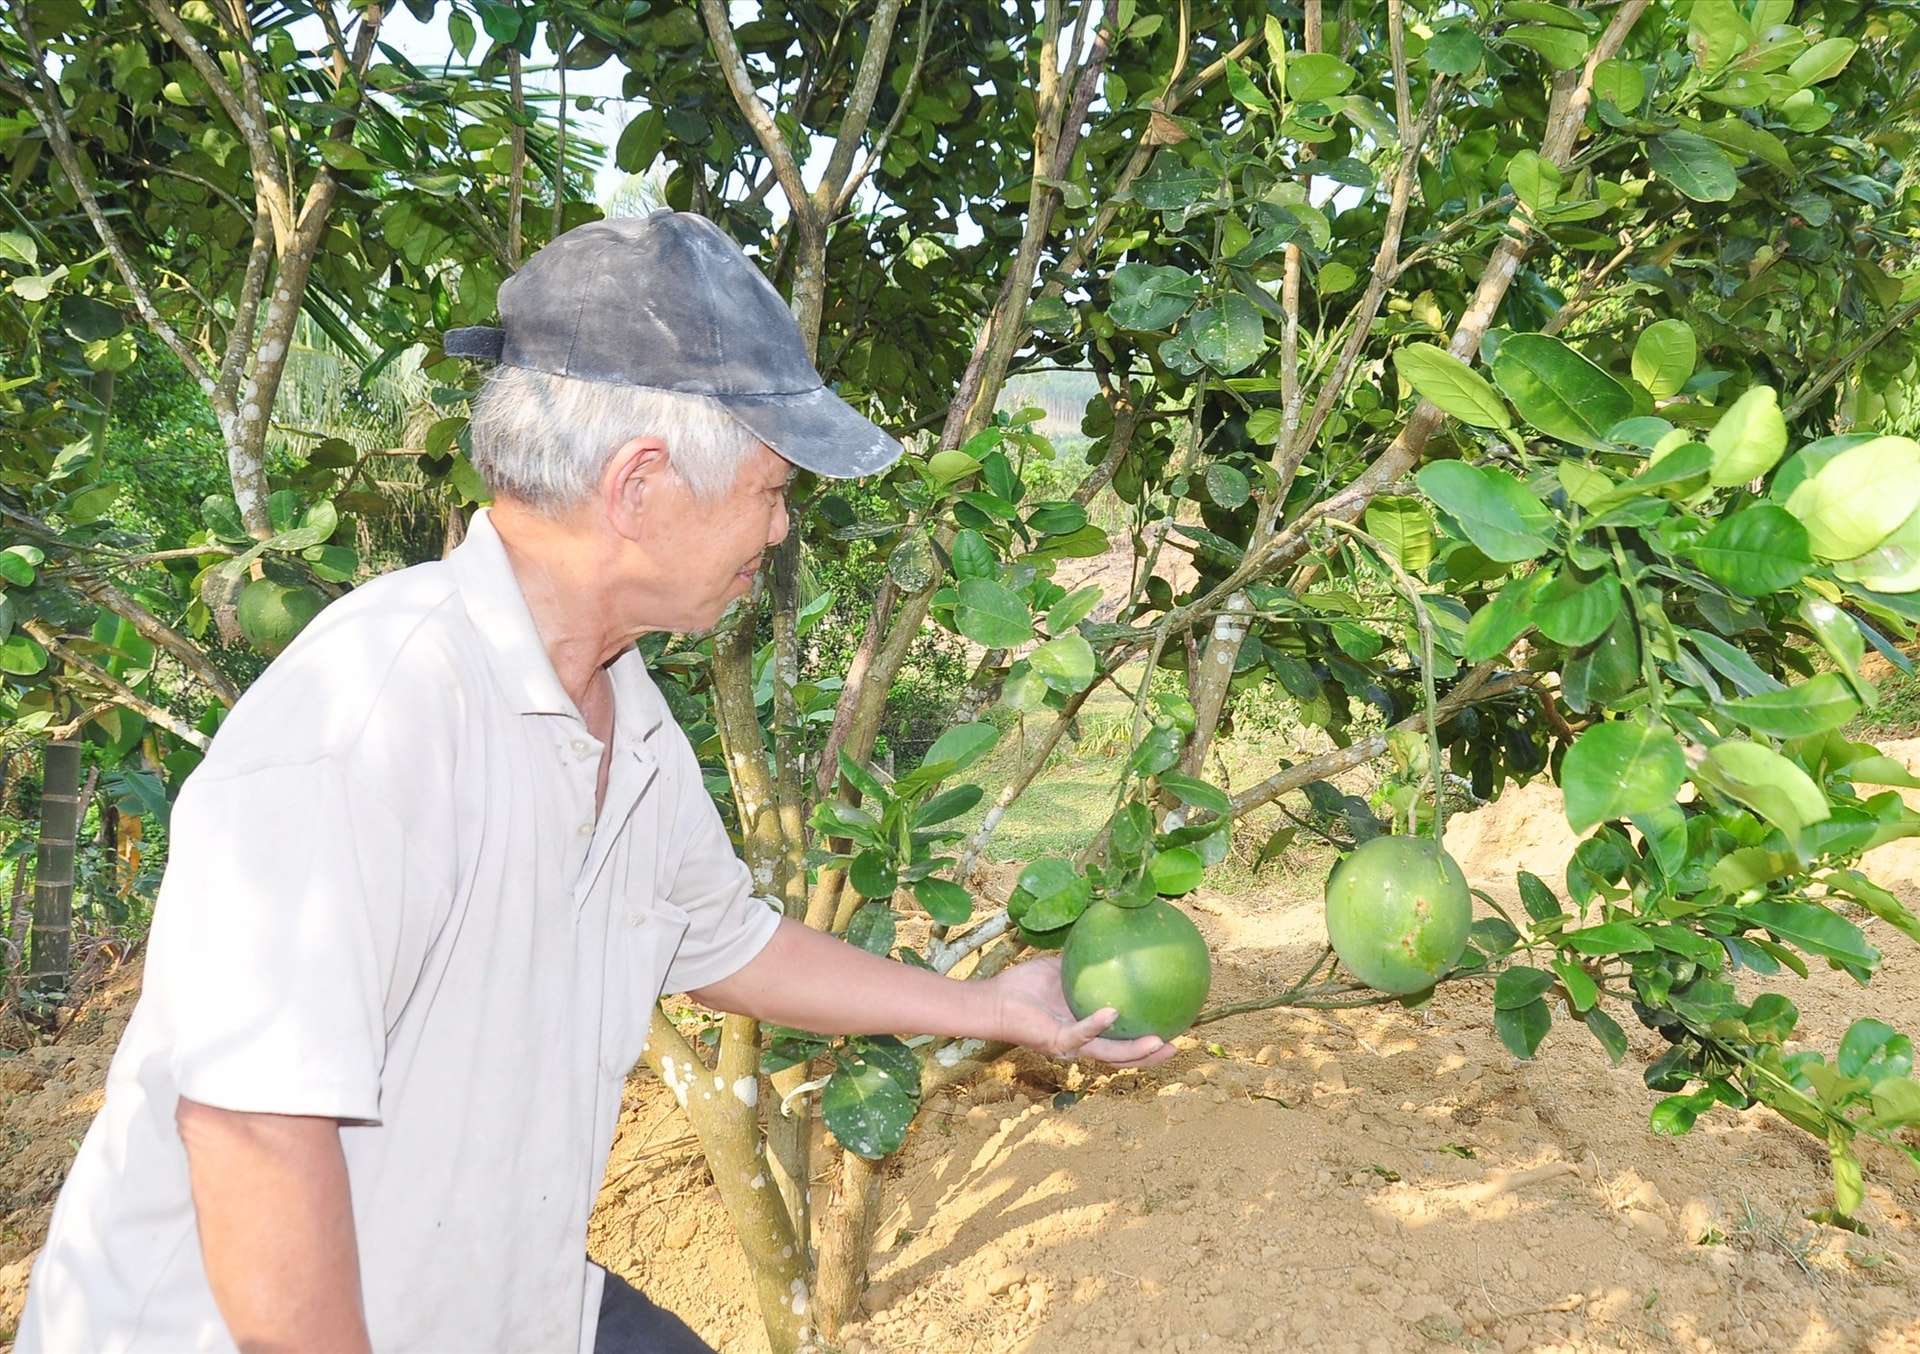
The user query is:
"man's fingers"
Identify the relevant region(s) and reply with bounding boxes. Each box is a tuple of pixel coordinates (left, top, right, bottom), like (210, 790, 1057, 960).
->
(1074, 1031, 1175, 1068)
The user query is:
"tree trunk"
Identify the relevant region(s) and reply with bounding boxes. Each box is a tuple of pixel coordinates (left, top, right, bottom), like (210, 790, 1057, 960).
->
(28, 732, 83, 997)
(812, 1148, 886, 1340)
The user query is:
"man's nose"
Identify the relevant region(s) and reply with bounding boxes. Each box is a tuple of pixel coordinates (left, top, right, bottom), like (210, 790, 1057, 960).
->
(769, 496, 790, 547)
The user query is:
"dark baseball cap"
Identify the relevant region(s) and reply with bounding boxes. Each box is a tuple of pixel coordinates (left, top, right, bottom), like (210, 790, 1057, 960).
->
(444, 210, 901, 479)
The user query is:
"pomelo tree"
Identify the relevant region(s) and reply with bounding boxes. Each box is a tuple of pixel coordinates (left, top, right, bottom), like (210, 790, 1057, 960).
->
(577, 1, 1920, 1346)
(6, 2, 1920, 1350)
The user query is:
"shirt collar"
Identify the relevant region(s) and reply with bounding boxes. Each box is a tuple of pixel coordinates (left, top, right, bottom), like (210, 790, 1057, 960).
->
(447, 508, 580, 718)
(447, 509, 671, 744)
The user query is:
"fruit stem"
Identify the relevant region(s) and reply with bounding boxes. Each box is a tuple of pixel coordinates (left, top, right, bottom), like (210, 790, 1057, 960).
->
(1322, 520, 1446, 842)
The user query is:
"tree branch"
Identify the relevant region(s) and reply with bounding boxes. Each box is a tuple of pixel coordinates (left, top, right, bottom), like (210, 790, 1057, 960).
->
(835, 1, 936, 215)
(23, 621, 211, 750)
(0, 3, 215, 392)
(698, 0, 811, 214)
(814, 0, 906, 213)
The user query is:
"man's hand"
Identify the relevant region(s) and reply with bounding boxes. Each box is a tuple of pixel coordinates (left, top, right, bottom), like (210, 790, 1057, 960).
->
(176, 1099, 372, 1354)
(695, 921, 1183, 1069)
(982, 954, 1182, 1068)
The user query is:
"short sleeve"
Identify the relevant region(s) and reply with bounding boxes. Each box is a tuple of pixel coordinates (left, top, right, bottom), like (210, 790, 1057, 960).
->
(656, 741, 781, 993)
(144, 761, 432, 1122)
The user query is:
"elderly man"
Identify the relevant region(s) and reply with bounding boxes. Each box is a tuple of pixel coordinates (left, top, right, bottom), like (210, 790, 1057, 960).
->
(16, 211, 1168, 1354)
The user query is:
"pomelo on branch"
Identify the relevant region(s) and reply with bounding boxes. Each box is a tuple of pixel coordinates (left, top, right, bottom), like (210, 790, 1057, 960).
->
(236, 578, 327, 656)
(1324, 835, 1472, 995)
(1061, 897, 1211, 1040)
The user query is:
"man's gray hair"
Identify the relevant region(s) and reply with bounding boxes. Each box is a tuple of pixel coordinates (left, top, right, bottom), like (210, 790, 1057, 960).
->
(467, 365, 762, 510)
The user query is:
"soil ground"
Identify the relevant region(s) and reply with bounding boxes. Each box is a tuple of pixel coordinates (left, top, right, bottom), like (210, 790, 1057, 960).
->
(5, 767, 1920, 1353)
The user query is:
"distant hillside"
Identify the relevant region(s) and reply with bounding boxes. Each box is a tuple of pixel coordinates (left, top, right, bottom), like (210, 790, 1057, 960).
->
(999, 369, 1098, 442)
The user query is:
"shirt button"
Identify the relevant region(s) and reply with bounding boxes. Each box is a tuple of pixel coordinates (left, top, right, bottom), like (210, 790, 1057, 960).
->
(578, 823, 594, 838)
(570, 739, 590, 755)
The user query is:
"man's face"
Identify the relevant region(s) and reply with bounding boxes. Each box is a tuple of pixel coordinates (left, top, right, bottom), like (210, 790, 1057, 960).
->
(636, 441, 792, 632)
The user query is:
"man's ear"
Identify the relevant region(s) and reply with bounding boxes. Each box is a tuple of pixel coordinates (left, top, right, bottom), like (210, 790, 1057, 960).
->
(603, 436, 672, 542)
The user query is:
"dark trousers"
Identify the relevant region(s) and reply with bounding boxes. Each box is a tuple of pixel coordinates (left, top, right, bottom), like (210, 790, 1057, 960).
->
(595, 1268, 717, 1354)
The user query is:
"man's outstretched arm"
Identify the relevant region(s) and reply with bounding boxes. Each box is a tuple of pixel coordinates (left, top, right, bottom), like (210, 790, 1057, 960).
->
(176, 1098, 372, 1354)
(689, 916, 1179, 1068)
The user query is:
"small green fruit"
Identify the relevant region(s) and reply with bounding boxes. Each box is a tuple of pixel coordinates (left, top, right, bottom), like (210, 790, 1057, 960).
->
(1061, 897, 1212, 1040)
(236, 579, 327, 656)
(1324, 835, 1472, 994)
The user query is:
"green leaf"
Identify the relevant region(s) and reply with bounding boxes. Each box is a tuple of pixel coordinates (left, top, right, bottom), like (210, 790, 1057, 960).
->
(950, 529, 996, 580)
(1189, 294, 1267, 374)
(1827, 871, 1920, 946)
(1159, 771, 1232, 816)
(1506, 150, 1562, 213)
(1799, 598, 1866, 691)
(913, 785, 983, 828)
(822, 1037, 920, 1160)
(1552, 959, 1599, 1012)
(849, 849, 899, 899)
(1786, 436, 1920, 562)
(1741, 899, 1876, 970)
(1647, 131, 1741, 202)
(1833, 505, 1920, 594)
(1531, 570, 1621, 647)
(1838, 1019, 1912, 1084)
(953, 577, 1034, 647)
(1503, 25, 1588, 69)
(921, 723, 1000, 775)
(1029, 632, 1096, 694)
(1129, 725, 1184, 777)
(1788, 38, 1856, 84)
(1864, 1077, 1920, 1131)
(1518, 870, 1565, 922)
(1364, 496, 1435, 573)
(1632, 320, 1697, 400)
(1463, 573, 1542, 663)
(1150, 847, 1205, 896)
(1046, 585, 1103, 633)
(1416, 461, 1554, 563)
(1204, 463, 1251, 509)
(0, 632, 48, 676)
(1134, 152, 1215, 211)
(1721, 673, 1859, 738)
(838, 751, 890, 805)
(1392, 343, 1512, 429)
(1696, 742, 1831, 842)
(1592, 58, 1645, 111)
(1584, 1006, 1630, 1064)
(1490, 334, 1636, 449)
(912, 878, 975, 927)
(1495, 999, 1552, 1058)
(1494, 966, 1555, 1009)
(1425, 27, 1484, 75)
(0, 551, 34, 587)
(1562, 721, 1687, 833)
(1286, 52, 1356, 100)
(845, 900, 897, 954)
(1562, 922, 1655, 955)
(1113, 261, 1198, 330)
(1016, 857, 1092, 930)
(887, 531, 938, 591)
(1704, 386, 1787, 486)
(1688, 505, 1813, 595)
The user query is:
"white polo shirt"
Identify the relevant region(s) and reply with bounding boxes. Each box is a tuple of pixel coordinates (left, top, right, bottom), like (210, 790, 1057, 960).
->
(17, 510, 781, 1353)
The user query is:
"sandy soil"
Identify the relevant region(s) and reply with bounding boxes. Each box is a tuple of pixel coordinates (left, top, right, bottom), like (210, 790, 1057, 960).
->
(5, 762, 1920, 1353)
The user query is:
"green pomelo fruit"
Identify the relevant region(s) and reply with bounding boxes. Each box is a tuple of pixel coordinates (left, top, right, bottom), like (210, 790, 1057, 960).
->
(1061, 897, 1212, 1040)
(1323, 835, 1472, 994)
(237, 579, 327, 656)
